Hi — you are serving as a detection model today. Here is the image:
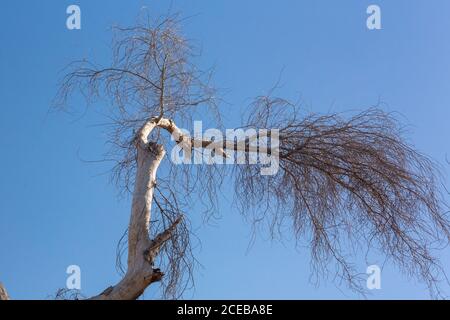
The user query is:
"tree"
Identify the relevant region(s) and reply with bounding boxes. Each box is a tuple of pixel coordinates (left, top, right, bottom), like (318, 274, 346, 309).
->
(2, 13, 450, 300)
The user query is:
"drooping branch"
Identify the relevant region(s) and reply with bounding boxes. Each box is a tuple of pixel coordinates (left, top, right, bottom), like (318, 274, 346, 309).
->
(236, 97, 450, 295)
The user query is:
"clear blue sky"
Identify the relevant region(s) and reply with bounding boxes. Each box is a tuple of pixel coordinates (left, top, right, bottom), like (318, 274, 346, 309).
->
(1, 0, 450, 299)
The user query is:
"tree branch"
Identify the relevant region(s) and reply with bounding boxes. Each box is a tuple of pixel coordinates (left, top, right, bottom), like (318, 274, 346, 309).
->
(153, 117, 270, 157)
(144, 215, 183, 263)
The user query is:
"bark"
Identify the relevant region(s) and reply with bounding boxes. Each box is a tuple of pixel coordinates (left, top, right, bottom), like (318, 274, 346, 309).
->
(90, 119, 177, 300)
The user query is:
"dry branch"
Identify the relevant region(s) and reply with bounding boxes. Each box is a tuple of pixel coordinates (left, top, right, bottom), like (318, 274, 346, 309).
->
(47, 12, 450, 299)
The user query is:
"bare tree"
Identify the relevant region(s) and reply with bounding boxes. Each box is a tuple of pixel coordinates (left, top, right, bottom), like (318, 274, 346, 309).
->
(2, 13, 449, 300)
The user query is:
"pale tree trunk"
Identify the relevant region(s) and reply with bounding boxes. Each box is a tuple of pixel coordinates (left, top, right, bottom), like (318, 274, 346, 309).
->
(0, 117, 223, 300)
(90, 119, 180, 300)
(0, 117, 210, 301)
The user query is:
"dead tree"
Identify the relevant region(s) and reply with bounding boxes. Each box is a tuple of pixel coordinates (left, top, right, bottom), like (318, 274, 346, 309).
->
(2, 13, 449, 300)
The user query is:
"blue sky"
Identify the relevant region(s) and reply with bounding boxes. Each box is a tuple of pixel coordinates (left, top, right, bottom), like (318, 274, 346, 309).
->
(1, 0, 450, 299)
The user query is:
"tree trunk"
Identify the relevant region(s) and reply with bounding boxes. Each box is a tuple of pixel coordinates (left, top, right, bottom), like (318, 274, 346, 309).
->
(90, 120, 171, 300)
(1, 119, 184, 300)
